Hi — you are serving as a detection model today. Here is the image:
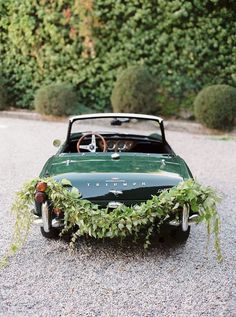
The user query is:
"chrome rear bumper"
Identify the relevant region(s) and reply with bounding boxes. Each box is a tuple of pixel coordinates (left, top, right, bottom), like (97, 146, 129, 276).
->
(169, 204, 199, 231)
(33, 202, 64, 231)
(33, 203, 199, 232)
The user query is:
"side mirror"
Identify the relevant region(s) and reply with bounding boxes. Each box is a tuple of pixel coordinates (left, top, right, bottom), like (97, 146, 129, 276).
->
(53, 139, 61, 148)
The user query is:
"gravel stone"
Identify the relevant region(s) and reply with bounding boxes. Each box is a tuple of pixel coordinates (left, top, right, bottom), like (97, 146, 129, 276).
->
(0, 117, 235, 317)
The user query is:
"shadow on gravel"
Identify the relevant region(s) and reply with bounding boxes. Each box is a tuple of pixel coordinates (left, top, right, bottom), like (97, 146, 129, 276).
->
(64, 231, 188, 261)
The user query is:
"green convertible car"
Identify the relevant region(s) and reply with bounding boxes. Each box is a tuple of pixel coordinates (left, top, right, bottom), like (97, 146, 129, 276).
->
(34, 113, 197, 242)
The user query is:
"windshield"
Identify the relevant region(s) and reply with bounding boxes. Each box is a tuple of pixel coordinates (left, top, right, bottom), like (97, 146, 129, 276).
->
(71, 117, 162, 138)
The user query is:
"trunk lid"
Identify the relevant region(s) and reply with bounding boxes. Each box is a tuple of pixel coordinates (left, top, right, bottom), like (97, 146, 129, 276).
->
(45, 153, 184, 206)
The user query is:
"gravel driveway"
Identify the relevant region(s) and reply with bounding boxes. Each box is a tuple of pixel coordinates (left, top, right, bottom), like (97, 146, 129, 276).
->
(0, 117, 235, 317)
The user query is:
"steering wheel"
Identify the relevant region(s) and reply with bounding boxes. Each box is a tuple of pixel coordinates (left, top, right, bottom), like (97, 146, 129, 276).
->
(77, 132, 107, 153)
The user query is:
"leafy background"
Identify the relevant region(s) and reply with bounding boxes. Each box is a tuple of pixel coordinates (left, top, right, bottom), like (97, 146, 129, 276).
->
(1, 0, 235, 114)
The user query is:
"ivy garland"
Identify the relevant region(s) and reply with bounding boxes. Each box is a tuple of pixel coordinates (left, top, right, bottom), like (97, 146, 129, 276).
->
(0, 178, 222, 267)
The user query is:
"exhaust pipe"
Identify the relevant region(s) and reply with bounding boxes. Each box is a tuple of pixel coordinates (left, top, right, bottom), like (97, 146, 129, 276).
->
(33, 215, 43, 226)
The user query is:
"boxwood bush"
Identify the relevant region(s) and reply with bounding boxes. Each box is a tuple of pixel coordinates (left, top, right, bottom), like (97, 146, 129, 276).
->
(34, 84, 79, 116)
(194, 85, 236, 130)
(111, 65, 158, 114)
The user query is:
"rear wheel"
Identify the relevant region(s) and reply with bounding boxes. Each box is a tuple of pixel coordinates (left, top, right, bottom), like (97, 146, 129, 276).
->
(40, 225, 74, 242)
(157, 224, 190, 244)
(170, 226, 190, 244)
(40, 226, 60, 239)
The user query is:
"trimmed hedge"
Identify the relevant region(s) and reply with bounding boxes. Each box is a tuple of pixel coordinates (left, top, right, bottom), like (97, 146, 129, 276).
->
(194, 85, 236, 130)
(0, 78, 8, 111)
(34, 84, 79, 116)
(1, 0, 236, 114)
(111, 66, 158, 114)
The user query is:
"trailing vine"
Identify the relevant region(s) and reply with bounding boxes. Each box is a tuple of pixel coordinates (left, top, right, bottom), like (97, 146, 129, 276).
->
(0, 178, 222, 267)
(0, 179, 38, 267)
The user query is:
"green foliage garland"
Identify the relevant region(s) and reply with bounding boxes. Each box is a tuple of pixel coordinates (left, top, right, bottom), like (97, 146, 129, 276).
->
(0, 178, 222, 267)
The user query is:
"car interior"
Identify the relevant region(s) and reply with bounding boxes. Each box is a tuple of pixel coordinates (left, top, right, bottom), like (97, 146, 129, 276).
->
(62, 132, 173, 154)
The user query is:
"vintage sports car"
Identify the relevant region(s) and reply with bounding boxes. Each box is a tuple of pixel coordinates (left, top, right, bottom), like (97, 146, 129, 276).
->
(34, 113, 197, 242)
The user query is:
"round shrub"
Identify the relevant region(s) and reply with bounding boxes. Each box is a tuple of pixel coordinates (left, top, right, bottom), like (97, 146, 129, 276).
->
(111, 66, 159, 114)
(194, 85, 236, 130)
(0, 79, 8, 110)
(34, 84, 79, 116)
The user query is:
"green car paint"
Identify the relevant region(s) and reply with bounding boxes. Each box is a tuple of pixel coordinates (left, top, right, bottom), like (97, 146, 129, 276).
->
(39, 152, 192, 207)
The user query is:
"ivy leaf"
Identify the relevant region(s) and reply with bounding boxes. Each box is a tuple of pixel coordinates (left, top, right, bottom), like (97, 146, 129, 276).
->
(173, 202, 179, 210)
(118, 223, 124, 230)
(126, 224, 132, 232)
(133, 220, 138, 226)
(61, 179, 72, 186)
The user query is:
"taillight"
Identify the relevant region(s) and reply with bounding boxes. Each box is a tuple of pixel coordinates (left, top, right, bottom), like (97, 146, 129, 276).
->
(36, 181, 47, 192)
(35, 191, 46, 203)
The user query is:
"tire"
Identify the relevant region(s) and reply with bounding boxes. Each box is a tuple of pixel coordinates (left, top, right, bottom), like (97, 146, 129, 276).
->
(157, 224, 190, 244)
(40, 226, 60, 239)
(170, 226, 190, 244)
(40, 226, 74, 242)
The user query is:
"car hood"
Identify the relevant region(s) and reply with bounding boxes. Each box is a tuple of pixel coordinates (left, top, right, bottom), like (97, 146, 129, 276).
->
(43, 153, 185, 206)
